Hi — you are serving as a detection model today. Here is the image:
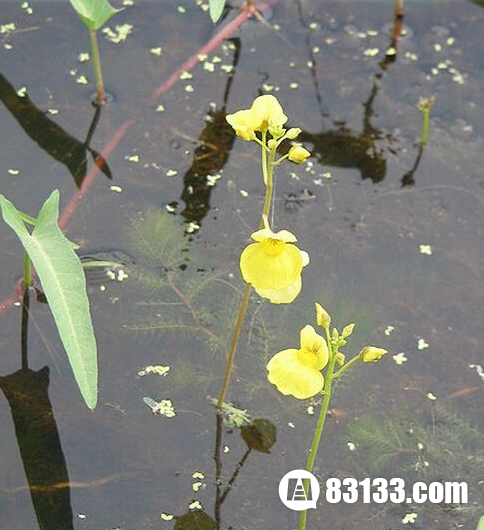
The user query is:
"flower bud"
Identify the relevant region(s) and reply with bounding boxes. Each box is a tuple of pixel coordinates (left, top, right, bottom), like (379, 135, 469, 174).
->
(288, 145, 311, 163)
(267, 139, 277, 149)
(335, 352, 346, 366)
(341, 323, 355, 339)
(285, 127, 302, 140)
(315, 302, 331, 329)
(360, 346, 388, 363)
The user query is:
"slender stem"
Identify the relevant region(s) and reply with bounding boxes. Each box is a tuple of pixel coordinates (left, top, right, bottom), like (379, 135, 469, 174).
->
(260, 131, 268, 185)
(216, 283, 252, 408)
(298, 341, 339, 530)
(332, 354, 361, 379)
(18, 211, 37, 226)
(21, 287, 30, 370)
(23, 251, 32, 288)
(421, 108, 429, 146)
(216, 134, 276, 408)
(261, 141, 276, 221)
(89, 29, 106, 106)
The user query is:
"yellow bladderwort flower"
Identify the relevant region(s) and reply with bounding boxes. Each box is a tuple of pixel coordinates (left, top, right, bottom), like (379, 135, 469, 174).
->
(288, 144, 311, 163)
(254, 250, 309, 304)
(226, 95, 288, 140)
(360, 346, 388, 363)
(240, 227, 305, 299)
(267, 325, 329, 399)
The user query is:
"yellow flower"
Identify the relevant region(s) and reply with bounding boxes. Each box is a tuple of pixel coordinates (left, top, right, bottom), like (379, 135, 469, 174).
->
(226, 95, 287, 140)
(240, 227, 304, 292)
(288, 145, 311, 163)
(254, 251, 309, 304)
(267, 325, 329, 399)
(360, 346, 388, 363)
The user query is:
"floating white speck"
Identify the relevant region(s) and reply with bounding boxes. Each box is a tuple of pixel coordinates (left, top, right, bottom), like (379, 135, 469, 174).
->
(126, 154, 140, 163)
(8, 169, 19, 175)
(223, 445, 230, 453)
(446, 37, 455, 45)
(76, 75, 88, 85)
(207, 174, 221, 186)
(239, 189, 249, 197)
(110, 185, 123, 193)
(156, 104, 165, 112)
(197, 53, 208, 61)
(288, 422, 295, 428)
(177, 5, 186, 13)
(469, 364, 484, 382)
(364, 48, 379, 57)
(192, 482, 203, 492)
(165, 204, 176, 213)
(189, 500, 202, 510)
(307, 405, 314, 415)
(99, 285, 106, 292)
(185, 85, 194, 92)
(150, 47, 163, 56)
(313, 46, 320, 53)
(179, 71, 193, 80)
(17, 86, 27, 97)
(138, 365, 170, 377)
(417, 339, 429, 350)
(289, 82, 299, 89)
(347, 441, 356, 451)
(427, 392, 437, 401)
(384, 325, 394, 336)
(402, 512, 418, 524)
(393, 352, 407, 365)
(221, 64, 233, 73)
(212, 56, 222, 63)
(1, 23, 16, 34)
(192, 471, 205, 479)
(102, 24, 133, 44)
(117, 269, 128, 282)
(203, 61, 215, 72)
(77, 513, 87, 520)
(433, 43, 442, 52)
(166, 169, 177, 177)
(161, 513, 173, 521)
(419, 244, 432, 255)
(78, 52, 90, 62)
(186, 221, 200, 234)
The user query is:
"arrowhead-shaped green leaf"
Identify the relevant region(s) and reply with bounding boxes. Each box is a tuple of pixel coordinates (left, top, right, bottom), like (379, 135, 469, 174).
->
(0, 191, 98, 409)
(68, 0, 123, 31)
(209, 0, 226, 23)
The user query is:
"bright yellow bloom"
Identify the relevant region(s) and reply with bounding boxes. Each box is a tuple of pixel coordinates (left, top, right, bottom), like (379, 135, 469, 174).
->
(226, 95, 288, 140)
(360, 346, 388, 363)
(240, 227, 304, 292)
(288, 145, 311, 163)
(254, 251, 309, 304)
(267, 325, 329, 399)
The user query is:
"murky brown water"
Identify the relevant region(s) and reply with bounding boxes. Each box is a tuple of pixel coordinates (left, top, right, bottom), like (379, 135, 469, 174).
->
(0, 1, 483, 529)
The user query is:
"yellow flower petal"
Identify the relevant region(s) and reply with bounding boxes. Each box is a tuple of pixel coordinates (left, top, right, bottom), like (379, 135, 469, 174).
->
(298, 325, 329, 369)
(251, 227, 297, 244)
(240, 242, 303, 289)
(288, 145, 311, 163)
(255, 276, 302, 304)
(360, 346, 388, 363)
(226, 109, 257, 141)
(267, 349, 324, 399)
(251, 94, 288, 131)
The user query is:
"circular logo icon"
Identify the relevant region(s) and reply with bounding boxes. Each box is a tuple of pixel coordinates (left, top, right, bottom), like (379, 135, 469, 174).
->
(278, 469, 320, 511)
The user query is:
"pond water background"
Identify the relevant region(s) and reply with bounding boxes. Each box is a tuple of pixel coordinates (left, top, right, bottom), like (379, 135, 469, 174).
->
(0, 1, 483, 529)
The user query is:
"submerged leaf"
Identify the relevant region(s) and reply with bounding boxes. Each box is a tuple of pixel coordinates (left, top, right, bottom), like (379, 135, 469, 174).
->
(0, 191, 98, 409)
(68, 0, 122, 31)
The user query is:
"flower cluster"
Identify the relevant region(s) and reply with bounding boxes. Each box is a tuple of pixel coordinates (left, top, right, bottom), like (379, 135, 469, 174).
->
(266, 303, 388, 399)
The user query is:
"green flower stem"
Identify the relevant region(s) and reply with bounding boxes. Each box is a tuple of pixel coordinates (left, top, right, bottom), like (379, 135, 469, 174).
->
(18, 211, 37, 226)
(216, 134, 275, 409)
(89, 29, 106, 106)
(261, 140, 277, 221)
(421, 107, 430, 146)
(272, 153, 289, 167)
(298, 339, 339, 530)
(23, 251, 31, 288)
(216, 283, 252, 408)
(332, 354, 361, 379)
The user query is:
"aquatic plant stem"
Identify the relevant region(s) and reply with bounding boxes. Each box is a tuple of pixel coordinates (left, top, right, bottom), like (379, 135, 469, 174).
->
(89, 30, 106, 106)
(216, 137, 276, 408)
(298, 335, 338, 530)
(23, 252, 31, 288)
(421, 107, 430, 146)
(216, 284, 252, 408)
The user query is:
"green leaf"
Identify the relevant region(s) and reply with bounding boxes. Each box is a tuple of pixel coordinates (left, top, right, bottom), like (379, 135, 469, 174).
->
(476, 516, 484, 530)
(209, 0, 225, 23)
(68, 0, 123, 31)
(0, 191, 98, 409)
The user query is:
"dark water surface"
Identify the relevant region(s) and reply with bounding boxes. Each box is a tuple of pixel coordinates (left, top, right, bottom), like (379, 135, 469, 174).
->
(0, 1, 483, 529)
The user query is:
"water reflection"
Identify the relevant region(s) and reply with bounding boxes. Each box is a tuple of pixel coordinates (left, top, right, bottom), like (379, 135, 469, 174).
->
(180, 39, 241, 224)
(297, 0, 407, 183)
(0, 71, 111, 188)
(0, 289, 74, 530)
